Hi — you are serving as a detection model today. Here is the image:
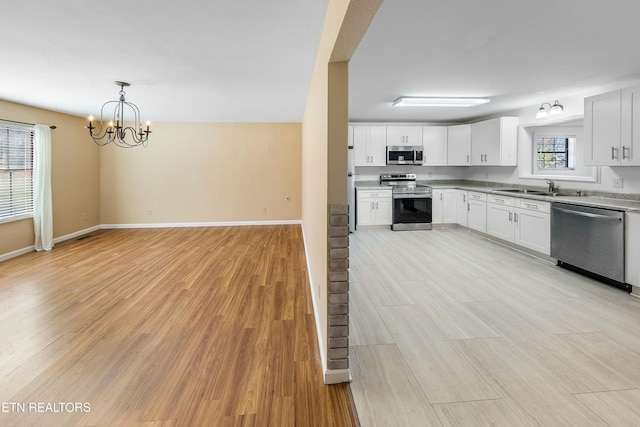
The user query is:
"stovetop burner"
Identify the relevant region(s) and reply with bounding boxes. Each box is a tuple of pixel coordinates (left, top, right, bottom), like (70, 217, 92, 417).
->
(380, 173, 432, 196)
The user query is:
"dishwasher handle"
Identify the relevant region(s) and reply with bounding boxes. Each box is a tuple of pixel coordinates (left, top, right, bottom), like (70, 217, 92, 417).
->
(553, 206, 622, 221)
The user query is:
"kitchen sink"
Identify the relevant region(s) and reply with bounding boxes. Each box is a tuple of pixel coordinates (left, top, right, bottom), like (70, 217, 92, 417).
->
(495, 188, 569, 197)
(496, 188, 548, 195)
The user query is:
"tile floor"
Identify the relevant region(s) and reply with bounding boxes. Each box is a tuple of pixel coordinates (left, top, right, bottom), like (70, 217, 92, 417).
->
(349, 228, 640, 426)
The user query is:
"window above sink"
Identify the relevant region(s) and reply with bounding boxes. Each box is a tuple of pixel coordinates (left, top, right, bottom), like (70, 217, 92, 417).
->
(519, 118, 600, 183)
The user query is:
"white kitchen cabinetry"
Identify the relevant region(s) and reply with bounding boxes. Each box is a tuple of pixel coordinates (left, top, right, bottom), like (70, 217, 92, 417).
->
(421, 126, 448, 165)
(432, 189, 457, 224)
(467, 191, 487, 233)
(470, 117, 519, 166)
(447, 124, 471, 165)
(585, 85, 640, 166)
(513, 199, 550, 255)
(387, 126, 422, 146)
(486, 195, 550, 255)
(627, 212, 640, 289)
(455, 190, 468, 227)
(353, 126, 386, 166)
(356, 189, 392, 228)
(487, 195, 515, 241)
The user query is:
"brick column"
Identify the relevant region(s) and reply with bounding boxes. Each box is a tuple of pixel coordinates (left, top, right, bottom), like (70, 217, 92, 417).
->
(327, 204, 349, 370)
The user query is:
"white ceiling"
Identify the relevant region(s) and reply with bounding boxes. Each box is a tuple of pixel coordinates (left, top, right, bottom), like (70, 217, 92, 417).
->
(3, 1, 640, 125)
(349, 0, 640, 123)
(0, 0, 329, 122)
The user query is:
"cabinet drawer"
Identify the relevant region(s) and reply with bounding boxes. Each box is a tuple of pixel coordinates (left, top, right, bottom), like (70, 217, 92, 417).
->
(468, 191, 487, 202)
(357, 189, 391, 199)
(515, 198, 550, 213)
(487, 195, 515, 206)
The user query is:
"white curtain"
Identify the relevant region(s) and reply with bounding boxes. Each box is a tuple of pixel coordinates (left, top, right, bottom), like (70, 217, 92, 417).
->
(34, 124, 53, 251)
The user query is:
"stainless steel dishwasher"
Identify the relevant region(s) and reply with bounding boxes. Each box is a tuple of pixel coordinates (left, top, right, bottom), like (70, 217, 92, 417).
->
(551, 203, 629, 290)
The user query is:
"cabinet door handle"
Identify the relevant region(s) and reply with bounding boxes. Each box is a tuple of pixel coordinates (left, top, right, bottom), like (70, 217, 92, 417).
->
(612, 146, 619, 160)
(440, 193, 443, 201)
(514, 212, 518, 223)
(466, 154, 470, 163)
(463, 195, 466, 203)
(524, 203, 539, 210)
(375, 201, 378, 209)
(509, 212, 513, 222)
(623, 146, 631, 160)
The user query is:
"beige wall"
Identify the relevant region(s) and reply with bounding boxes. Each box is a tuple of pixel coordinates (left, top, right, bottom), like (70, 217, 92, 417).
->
(0, 100, 100, 257)
(302, 0, 382, 382)
(100, 122, 301, 224)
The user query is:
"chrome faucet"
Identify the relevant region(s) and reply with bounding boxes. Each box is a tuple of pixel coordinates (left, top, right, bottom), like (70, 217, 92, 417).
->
(546, 179, 555, 194)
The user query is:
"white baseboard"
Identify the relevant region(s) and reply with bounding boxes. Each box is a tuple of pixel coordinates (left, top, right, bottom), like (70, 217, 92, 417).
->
(324, 368, 352, 385)
(300, 222, 329, 383)
(1, 225, 102, 262)
(0, 245, 35, 263)
(53, 225, 102, 244)
(101, 220, 302, 229)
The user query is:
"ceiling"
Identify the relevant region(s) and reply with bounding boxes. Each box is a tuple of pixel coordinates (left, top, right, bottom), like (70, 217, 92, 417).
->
(0, 0, 329, 122)
(349, 0, 640, 123)
(3, 1, 640, 125)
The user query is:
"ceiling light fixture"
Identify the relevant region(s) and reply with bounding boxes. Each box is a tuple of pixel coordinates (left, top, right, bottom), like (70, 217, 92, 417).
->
(392, 96, 490, 107)
(536, 100, 564, 119)
(86, 81, 151, 147)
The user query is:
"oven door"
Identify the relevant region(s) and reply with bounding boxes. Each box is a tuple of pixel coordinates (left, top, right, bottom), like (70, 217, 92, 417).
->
(392, 195, 432, 230)
(387, 147, 416, 165)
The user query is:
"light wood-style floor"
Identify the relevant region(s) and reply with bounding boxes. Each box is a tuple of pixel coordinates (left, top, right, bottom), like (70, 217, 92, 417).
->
(350, 227, 640, 426)
(0, 226, 356, 427)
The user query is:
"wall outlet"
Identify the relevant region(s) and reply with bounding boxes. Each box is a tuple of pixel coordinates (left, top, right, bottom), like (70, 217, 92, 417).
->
(262, 207, 267, 213)
(81, 212, 87, 221)
(613, 178, 623, 188)
(147, 209, 153, 216)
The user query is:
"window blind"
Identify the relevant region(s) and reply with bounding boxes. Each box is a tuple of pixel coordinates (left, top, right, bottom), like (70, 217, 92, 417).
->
(0, 124, 34, 222)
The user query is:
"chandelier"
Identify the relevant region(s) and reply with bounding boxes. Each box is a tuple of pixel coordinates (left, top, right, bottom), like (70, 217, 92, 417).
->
(86, 81, 151, 147)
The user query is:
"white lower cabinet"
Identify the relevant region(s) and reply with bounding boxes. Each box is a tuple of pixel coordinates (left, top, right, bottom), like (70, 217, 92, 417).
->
(467, 192, 487, 233)
(356, 189, 392, 228)
(627, 212, 640, 289)
(455, 190, 468, 227)
(486, 195, 550, 255)
(487, 195, 516, 241)
(431, 189, 456, 224)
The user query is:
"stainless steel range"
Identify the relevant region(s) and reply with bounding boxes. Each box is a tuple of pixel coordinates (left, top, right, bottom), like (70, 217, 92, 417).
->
(380, 173, 433, 231)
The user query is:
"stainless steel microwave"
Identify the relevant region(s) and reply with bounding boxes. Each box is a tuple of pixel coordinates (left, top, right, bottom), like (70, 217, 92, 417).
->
(386, 146, 424, 165)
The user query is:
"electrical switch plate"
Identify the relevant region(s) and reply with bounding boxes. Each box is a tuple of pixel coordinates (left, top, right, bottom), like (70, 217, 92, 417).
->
(613, 178, 623, 188)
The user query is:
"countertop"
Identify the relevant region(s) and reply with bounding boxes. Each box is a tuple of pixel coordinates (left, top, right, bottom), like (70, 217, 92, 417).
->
(355, 180, 640, 213)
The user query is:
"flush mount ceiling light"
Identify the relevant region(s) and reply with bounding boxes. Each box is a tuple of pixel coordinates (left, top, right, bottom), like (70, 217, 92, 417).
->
(86, 81, 151, 148)
(392, 96, 490, 107)
(536, 100, 564, 119)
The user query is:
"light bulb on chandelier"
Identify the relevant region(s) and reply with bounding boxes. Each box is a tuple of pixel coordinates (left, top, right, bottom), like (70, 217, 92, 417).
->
(86, 81, 151, 147)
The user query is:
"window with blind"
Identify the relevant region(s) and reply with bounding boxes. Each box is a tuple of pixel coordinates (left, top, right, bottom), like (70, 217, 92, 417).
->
(0, 124, 34, 222)
(536, 135, 576, 171)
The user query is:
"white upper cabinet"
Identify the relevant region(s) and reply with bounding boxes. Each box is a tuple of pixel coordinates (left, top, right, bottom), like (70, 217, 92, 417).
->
(621, 85, 640, 165)
(470, 117, 518, 166)
(387, 126, 423, 146)
(586, 85, 640, 166)
(353, 126, 386, 166)
(584, 90, 622, 166)
(421, 126, 448, 166)
(447, 124, 471, 165)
